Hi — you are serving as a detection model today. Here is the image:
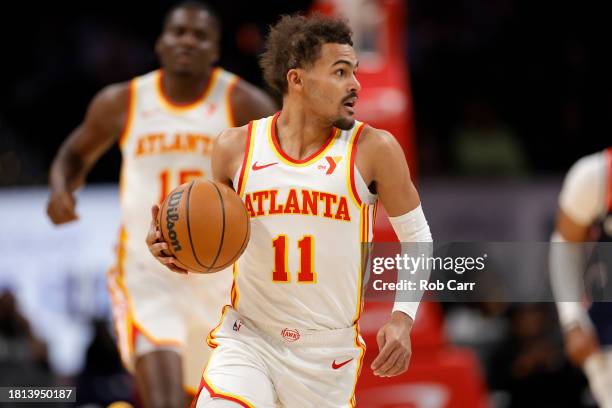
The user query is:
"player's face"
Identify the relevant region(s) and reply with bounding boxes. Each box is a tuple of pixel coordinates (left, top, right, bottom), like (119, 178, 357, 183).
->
(302, 43, 361, 130)
(156, 8, 219, 76)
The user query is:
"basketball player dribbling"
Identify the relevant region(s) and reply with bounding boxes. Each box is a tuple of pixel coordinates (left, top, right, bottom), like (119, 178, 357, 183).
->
(46, 2, 276, 407)
(147, 14, 433, 407)
(550, 147, 612, 407)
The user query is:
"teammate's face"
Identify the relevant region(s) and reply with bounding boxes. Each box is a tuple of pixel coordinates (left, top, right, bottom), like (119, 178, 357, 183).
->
(301, 43, 361, 130)
(156, 8, 219, 76)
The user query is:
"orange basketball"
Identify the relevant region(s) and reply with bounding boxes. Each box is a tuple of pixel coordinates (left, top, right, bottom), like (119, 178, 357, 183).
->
(157, 180, 250, 273)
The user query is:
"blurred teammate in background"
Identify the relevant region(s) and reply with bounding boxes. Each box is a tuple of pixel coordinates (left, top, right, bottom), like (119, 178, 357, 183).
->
(46, 1, 276, 407)
(148, 13, 432, 407)
(550, 147, 612, 407)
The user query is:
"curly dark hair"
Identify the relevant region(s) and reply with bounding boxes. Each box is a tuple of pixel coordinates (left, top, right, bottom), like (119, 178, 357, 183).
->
(260, 13, 353, 96)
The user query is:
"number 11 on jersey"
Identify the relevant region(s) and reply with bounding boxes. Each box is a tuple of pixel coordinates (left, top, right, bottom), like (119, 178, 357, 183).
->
(272, 235, 316, 283)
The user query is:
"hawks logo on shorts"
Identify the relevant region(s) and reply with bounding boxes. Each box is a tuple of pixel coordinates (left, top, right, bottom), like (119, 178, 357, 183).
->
(281, 328, 300, 342)
(231, 113, 378, 331)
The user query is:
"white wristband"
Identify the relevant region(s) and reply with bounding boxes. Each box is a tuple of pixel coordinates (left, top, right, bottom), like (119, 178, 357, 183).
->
(388, 205, 433, 320)
(388, 204, 433, 243)
(392, 302, 419, 321)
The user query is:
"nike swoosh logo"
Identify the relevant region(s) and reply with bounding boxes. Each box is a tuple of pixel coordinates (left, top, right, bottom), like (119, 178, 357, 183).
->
(332, 358, 354, 370)
(252, 161, 278, 171)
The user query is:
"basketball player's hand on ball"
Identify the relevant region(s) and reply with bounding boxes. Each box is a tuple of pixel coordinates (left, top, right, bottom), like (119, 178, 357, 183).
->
(47, 189, 78, 224)
(371, 311, 413, 377)
(564, 326, 599, 366)
(146, 204, 188, 274)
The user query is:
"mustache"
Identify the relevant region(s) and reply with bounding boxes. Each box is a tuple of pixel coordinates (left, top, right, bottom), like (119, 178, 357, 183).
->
(342, 92, 358, 103)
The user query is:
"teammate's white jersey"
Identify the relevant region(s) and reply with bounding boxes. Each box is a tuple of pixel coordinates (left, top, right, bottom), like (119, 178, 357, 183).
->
(108, 68, 238, 391)
(230, 113, 378, 331)
(119, 68, 238, 252)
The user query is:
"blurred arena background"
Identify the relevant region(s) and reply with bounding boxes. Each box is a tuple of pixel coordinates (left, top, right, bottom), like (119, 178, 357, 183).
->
(1, 0, 608, 406)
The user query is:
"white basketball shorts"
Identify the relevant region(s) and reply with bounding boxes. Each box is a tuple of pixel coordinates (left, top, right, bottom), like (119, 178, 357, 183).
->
(195, 307, 366, 408)
(107, 241, 232, 393)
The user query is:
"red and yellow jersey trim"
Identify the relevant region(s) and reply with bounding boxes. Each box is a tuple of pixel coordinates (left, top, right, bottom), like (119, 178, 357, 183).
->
(360, 204, 371, 244)
(155, 67, 219, 112)
(230, 263, 240, 308)
(206, 304, 230, 349)
(107, 226, 183, 372)
(236, 120, 256, 198)
(200, 373, 255, 408)
(225, 76, 240, 127)
(118, 79, 136, 150)
(353, 205, 370, 325)
(346, 123, 367, 208)
(184, 385, 197, 400)
(268, 112, 340, 167)
(191, 364, 255, 408)
(118, 162, 127, 204)
(107, 227, 133, 366)
(372, 201, 379, 233)
(348, 324, 366, 407)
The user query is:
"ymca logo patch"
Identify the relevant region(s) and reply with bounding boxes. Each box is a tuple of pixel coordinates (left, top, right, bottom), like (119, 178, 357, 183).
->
(232, 319, 243, 332)
(281, 328, 300, 342)
(317, 156, 343, 175)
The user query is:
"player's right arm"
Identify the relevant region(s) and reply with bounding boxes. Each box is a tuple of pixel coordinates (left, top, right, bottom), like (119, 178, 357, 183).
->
(47, 83, 129, 224)
(550, 153, 605, 366)
(356, 127, 432, 378)
(210, 125, 249, 188)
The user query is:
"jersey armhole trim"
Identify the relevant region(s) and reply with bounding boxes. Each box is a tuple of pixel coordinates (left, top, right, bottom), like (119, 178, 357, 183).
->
(235, 120, 256, 197)
(118, 79, 136, 149)
(225, 76, 240, 128)
(346, 123, 368, 207)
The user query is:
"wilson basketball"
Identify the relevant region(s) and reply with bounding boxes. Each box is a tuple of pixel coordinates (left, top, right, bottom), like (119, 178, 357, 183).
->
(157, 180, 250, 273)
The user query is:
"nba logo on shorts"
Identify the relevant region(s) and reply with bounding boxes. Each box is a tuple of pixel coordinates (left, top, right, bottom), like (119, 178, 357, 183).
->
(233, 319, 243, 332)
(281, 328, 300, 342)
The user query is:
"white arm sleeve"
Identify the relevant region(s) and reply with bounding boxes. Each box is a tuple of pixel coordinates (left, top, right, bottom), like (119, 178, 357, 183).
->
(388, 204, 433, 320)
(549, 231, 591, 331)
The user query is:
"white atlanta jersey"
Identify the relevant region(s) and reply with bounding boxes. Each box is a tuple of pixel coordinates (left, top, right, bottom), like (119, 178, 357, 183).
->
(119, 67, 238, 253)
(107, 68, 238, 390)
(230, 112, 378, 331)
